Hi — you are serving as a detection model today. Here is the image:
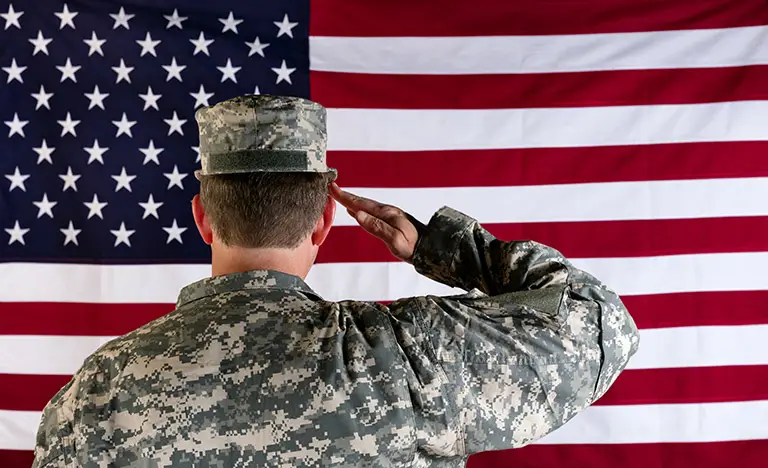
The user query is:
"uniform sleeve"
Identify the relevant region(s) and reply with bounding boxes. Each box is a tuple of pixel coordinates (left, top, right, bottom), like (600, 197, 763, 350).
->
(32, 377, 80, 467)
(388, 206, 640, 457)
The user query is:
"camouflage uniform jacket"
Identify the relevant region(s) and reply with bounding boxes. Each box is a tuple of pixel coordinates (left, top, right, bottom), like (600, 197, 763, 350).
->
(33, 207, 640, 467)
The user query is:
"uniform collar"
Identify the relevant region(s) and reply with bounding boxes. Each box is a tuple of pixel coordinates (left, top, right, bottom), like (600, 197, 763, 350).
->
(176, 269, 322, 307)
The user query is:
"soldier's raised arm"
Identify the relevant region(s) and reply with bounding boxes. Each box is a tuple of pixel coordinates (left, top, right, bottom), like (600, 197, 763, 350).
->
(332, 184, 640, 457)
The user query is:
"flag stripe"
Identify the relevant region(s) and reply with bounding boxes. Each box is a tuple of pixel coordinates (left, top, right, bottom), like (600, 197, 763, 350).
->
(312, 66, 768, 109)
(310, 26, 768, 75)
(310, 0, 768, 36)
(327, 142, 768, 188)
(326, 102, 768, 151)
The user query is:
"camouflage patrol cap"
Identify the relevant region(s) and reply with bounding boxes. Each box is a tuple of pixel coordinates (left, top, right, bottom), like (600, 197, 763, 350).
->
(194, 94, 336, 180)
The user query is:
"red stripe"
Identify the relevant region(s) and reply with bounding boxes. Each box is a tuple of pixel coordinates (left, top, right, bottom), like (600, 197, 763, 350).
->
(312, 66, 768, 109)
(467, 440, 768, 468)
(328, 142, 768, 188)
(310, 0, 768, 36)
(320, 217, 768, 262)
(595, 365, 768, 406)
(0, 374, 71, 411)
(0, 451, 33, 468)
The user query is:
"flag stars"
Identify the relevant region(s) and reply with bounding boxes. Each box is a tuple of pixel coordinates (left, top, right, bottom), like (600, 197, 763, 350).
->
(218, 59, 241, 83)
(112, 167, 136, 192)
(111, 222, 135, 247)
(139, 194, 163, 219)
(59, 166, 81, 191)
(190, 32, 214, 56)
(245, 37, 270, 57)
(33, 140, 55, 164)
(56, 58, 81, 82)
(112, 59, 134, 83)
(55, 3, 78, 29)
(84, 32, 106, 56)
(1, 4, 23, 29)
(33, 193, 57, 218)
(139, 86, 162, 111)
(84, 194, 107, 219)
(274, 14, 298, 38)
(164, 165, 188, 189)
(219, 12, 243, 34)
(110, 7, 134, 30)
(139, 140, 164, 165)
(57, 112, 80, 137)
(136, 32, 161, 57)
(32, 85, 54, 110)
(190, 84, 214, 108)
(192, 146, 200, 163)
(162, 57, 186, 82)
(29, 31, 52, 55)
(164, 9, 187, 29)
(84, 85, 109, 110)
(5, 113, 28, 137)
(5, 167, 29, 191)
(163, 220, 187, 244)
(5, 221, 29, 246)
(3, 58, 26, 83)
(272, 60, 296, 84)
(84, 139, 109, 164)
(112, 113, 136, 138)
(60, 221, 81, 246)
(164, 111, 186, 135)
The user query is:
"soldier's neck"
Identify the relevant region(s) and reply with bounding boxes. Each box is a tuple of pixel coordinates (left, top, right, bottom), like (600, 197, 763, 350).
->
(210, 242, 314, 280)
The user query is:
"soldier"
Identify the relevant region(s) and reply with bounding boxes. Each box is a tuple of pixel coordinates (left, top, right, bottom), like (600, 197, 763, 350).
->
(33, 95, 639, 467)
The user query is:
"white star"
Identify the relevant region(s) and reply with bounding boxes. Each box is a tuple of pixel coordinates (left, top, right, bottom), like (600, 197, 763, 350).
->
(274, 14, 298, 38)
(56, 58, 80, 83)
(139, 140, 164, 165)
(164, 165, 188, 189)
(33, 193, 57, 218)
(219, 12, 243, 34)
(163, 219, 187, 244)
(217, 59, 241, 83)
(136, 32, 160, 57)
(5, 113, 28, 137)
(59, 166, 80, 191)
(84, 194, 107, 219)
(31, 84, 53, 110)
(84, 139, 109, 164)
(245, 37, 270, 57)
(112, 113, 136, 138)
(28, 31, 52, 55)
(33, 140, 55, 164)
(164, 9, 187, 29)
(57, 112, 80, 137)
(5, 167, 29, 191)
(190, 84, 214, 108)
(1, 4, 23, 30)
(272, 60, 296, 84)
(5, 221, 29, 245)
(3, 58, 26, 83)
(139, 86, 162, 111)
(162, 57, 186, 82)
(164, 111, 186, 136)
(192, 146, 200, 163)
(253, 86, 261, 95)
(112, 167, 136, 192)
(139, 194, 163, 219)
(60, 221, 81, 246)
(189, 32, 213, 56)
(83, 31, 106, 56)
(112, 59, 134, 84)
(110, 7, 134, 30)
(54, 3, 78, 29)
(84, 85, 109, 110)
(111, 222, 135, 247)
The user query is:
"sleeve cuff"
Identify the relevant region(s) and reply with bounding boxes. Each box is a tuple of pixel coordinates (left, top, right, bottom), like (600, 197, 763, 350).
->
(411, 206, 477, 287)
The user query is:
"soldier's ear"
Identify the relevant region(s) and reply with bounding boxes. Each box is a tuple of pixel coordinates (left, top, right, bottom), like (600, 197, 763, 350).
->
(311, 194, 336, 247)
(192, 194, 214, 245)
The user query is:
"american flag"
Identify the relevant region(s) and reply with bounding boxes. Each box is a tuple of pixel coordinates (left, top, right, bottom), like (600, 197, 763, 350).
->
(2, 0, 768, 466)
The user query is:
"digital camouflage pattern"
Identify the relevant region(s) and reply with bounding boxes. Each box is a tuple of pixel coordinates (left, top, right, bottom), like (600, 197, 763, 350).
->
(194, 94, 336, 179)
(33, 207, 640, 468)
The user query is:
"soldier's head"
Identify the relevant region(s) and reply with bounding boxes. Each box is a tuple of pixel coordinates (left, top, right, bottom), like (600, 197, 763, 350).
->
(191, 95, 337, 275)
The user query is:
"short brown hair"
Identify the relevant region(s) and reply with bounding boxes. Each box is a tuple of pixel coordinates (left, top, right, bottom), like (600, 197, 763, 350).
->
(199, 172, 331, 249)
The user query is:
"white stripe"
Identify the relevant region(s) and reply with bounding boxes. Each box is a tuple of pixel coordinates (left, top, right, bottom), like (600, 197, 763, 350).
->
(327, 101, 768, 151)
(310, 25, 768, 74)
(1, 252, 767, 304)
(3, 323, 767, 376)
(335, 178, 768, 226)
(4, 399, 768, 450)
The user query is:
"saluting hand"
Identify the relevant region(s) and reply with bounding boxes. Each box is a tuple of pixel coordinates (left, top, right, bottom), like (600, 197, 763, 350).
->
(330, 183, 419, 263)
